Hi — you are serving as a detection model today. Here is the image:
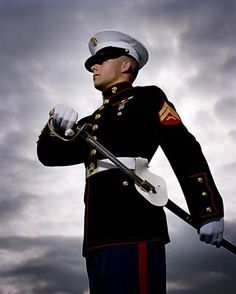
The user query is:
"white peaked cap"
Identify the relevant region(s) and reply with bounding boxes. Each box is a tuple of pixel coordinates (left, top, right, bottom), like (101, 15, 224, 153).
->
(85, 30, 149, 71)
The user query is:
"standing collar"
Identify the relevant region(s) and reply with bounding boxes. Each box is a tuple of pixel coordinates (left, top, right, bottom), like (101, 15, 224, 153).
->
(102, 82, 133, 100)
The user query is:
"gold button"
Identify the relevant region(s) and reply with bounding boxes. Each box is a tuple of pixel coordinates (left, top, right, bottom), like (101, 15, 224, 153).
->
(202, 191, 208, 197)
(88, 163, 95, 171)
(92, 124, 98, 131)
(104, 99, 110, 104)
(197, 177, 204, 183)
(206, 207, 212, 213)
(122, 181, 129, 187)
(90, 149, 97, 156)
(99, 105, 105, 111)
(117, 111, 122, 116)
(49, 131, 56, 137)
(112, 86, 118, 94)
(92, 136, 97, 140)
(95, 114, 101, 120)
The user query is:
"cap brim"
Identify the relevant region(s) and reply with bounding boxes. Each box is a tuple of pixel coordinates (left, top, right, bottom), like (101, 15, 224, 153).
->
(85, 52, 125, 72)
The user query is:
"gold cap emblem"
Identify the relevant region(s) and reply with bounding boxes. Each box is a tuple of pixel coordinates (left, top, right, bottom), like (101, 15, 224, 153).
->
(91, 36, 98, 47)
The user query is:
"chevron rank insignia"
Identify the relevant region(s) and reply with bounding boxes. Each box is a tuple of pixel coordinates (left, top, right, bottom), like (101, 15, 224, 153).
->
(159, 101, 181, 125)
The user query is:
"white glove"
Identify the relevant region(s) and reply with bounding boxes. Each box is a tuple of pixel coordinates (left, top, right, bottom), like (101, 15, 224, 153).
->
(50, 104, 78, 137)
(199, 218, 224, 247)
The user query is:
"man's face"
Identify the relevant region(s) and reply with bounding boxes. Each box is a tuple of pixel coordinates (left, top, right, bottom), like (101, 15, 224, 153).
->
(91, 57, 125, 91)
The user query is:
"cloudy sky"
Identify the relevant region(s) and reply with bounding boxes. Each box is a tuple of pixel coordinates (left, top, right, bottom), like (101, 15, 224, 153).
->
(0, 0, 235, 293)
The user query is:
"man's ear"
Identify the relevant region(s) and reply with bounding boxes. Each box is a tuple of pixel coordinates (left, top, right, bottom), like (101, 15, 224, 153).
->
(121, 60, 132, 73)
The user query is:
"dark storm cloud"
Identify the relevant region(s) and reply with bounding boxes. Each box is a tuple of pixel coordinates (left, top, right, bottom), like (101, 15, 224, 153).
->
(132, 0, 236, 100)
(0, 229, 235, 294)
(0, 1, 235, 294)
(0, 0, 83, 59)
(0, 193, 32, 222)
(0, 236, 88, 293)
(0, 0, 87, 176)
(177, 0, 236, 98)
(143, 0, 236, 57)
(166, 216, 236, 294)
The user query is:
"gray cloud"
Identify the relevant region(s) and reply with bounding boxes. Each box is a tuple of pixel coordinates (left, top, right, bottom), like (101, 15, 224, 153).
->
(214, 97, 236, 125)
(0, 193, 32, 222)
(0, 0, 235, 293)
(0, 236, 88, 294)
(229, 129, 236, 142)
(0, 230, 235, 294)
(166, 216, 236, 294)
(137, 0, 236, 101)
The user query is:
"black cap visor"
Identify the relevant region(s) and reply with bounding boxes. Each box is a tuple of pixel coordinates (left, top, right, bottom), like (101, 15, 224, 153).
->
(85, 53, 122, 72)
(85, 47, 130, 72)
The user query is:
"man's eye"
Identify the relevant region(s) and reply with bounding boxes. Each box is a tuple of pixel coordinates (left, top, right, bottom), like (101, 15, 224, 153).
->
(97, 57, 108, 64)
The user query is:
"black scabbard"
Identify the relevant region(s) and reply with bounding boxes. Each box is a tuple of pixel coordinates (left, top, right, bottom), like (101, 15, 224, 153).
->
(166, 200, 236, 255)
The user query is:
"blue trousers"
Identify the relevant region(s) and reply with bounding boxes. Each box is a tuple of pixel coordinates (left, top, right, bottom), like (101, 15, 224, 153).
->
(86, 241, 166, 294)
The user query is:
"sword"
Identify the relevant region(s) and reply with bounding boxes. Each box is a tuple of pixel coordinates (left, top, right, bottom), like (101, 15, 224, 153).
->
(48, 120, 236, 255)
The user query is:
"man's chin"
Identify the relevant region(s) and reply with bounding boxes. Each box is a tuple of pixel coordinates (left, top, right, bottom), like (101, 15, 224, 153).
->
(94, 83, 104, 92)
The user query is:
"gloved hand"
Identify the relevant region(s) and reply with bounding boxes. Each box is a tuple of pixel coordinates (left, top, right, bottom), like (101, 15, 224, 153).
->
(199, 217, 224, 248)
(50, 104, 78, 137)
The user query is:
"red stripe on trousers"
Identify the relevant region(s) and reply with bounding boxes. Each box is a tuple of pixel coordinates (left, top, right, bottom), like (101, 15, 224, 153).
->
(138, 241, 148, 294)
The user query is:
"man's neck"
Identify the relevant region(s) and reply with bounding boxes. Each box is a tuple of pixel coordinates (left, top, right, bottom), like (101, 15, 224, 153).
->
(102, 82, 133, 99)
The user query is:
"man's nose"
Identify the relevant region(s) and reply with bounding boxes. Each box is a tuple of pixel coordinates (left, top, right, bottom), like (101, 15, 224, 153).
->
(91, 64, 99, 72)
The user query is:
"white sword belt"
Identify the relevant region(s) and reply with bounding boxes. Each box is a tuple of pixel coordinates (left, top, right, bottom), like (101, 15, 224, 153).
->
(86, 157, 147, 178)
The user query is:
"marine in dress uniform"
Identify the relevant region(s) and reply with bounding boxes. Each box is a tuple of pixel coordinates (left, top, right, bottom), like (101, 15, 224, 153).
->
(37, 30, 224, 294)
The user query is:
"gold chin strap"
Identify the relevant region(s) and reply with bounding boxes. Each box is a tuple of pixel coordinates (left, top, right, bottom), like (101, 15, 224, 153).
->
(47, 116, 91, 142)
